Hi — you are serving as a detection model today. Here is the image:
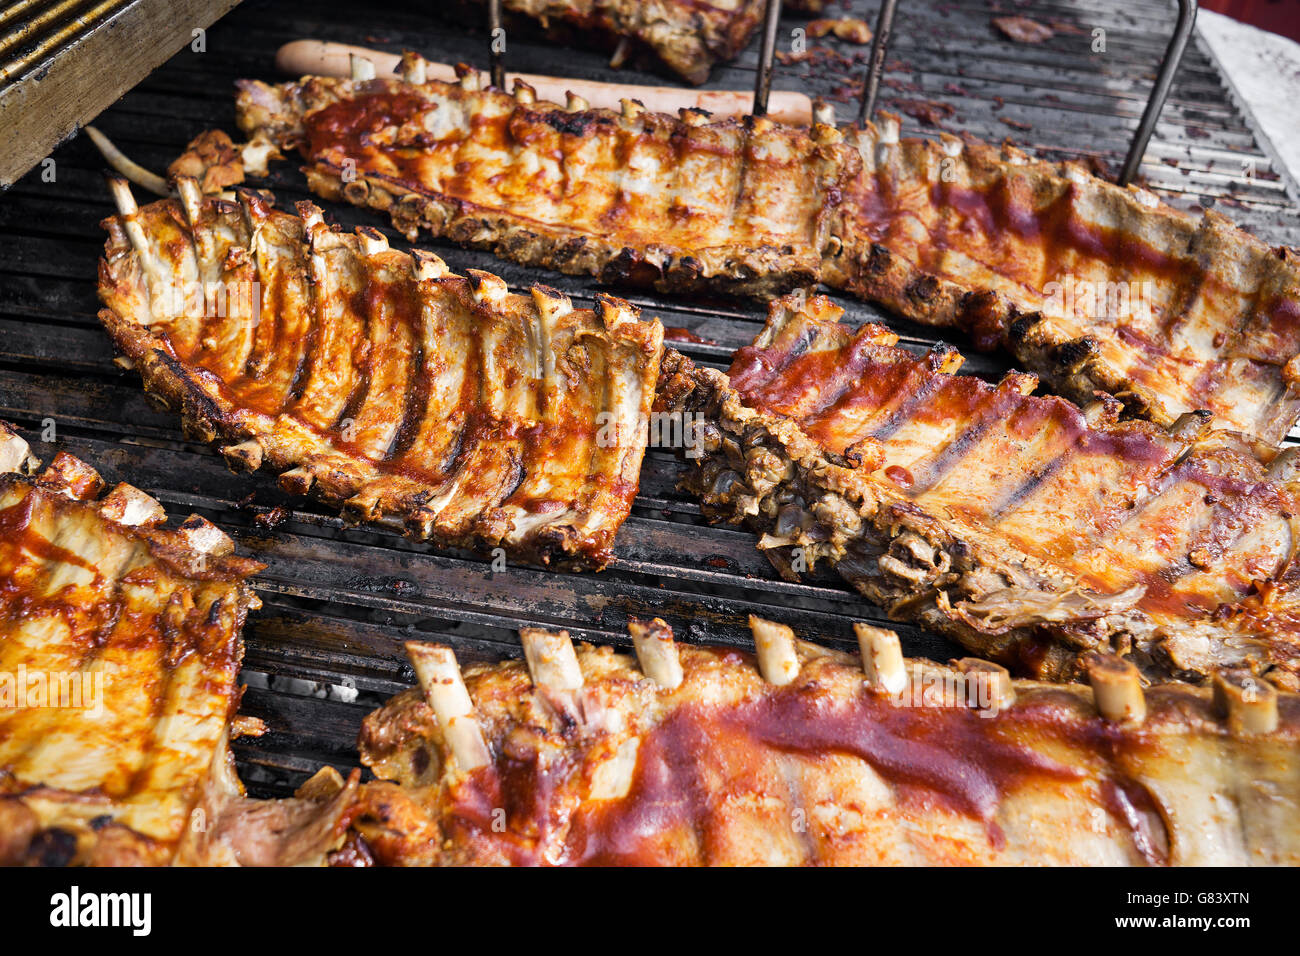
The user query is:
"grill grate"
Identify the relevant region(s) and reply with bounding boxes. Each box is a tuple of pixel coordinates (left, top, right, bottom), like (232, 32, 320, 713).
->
(1, 0, 1297, 796)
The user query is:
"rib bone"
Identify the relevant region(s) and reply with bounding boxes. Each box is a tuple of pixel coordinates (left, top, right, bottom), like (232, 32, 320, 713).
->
(354, 619, 1300, 866)
(406, 642, 492, 771)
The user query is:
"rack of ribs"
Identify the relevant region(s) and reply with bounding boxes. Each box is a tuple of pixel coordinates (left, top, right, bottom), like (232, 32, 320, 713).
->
(447, 0, 771, 85)
(232, 58, 1300, 443)
(234, 53, 854, 300)
(349, 616, 1300, 866)
(825, 117, 1300, 445)
(0, 422, 358, 866)
(658, 293, 1300, 689)
(96, 177, 663, 571)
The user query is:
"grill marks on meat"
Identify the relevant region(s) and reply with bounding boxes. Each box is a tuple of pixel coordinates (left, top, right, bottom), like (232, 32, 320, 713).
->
(452, 0, 770, 85)
(96, 178, 663, 570)
(659, 294, 1300, 688)
(235, 57, 855, 299)
(353, 619, 1300, 866)
(234, 67, 1300, 443)
(826, 118, 1300, 444)
(0, 423, 359, 866)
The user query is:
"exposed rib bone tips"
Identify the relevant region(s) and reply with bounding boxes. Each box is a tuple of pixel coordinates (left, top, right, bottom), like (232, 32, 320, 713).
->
(512, 80, 536, 104)
(749, 616, 800, 685)
(349, 54, 376, 82)
(401, 55, 426, 85)
(409, 248, 448, 280)
(1214, 670, 1279, 735)
(405, 643, 491, 771)
(956, 659, 1016, 712)
(278, 465, 315, 495)
(97, 191, 662, 572)
(0, 425, 35, 474)
(1084, 653, 1147, 724)
(105, 175, 139, 215)
(176, 176, 203, 224)
(854, 623, 907, 695)
(99, 483, 167, 528)
(355, 226, 388, 255)
(628, 618, 683, 689)
(466, 269, 508, 305)
(1167, 409, 1213, 441)
(220, 439, 264, 473)
(176, 515, 235, 556)
(520, 628, 585, 691)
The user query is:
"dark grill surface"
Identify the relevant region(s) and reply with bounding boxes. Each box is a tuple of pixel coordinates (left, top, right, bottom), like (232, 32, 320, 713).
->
(2, 0, 1297, 796)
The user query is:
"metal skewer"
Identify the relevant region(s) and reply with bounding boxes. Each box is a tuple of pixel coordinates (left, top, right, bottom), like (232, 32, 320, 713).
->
(1118, 0, 1197, 186)
(857, 0, 899, 126)
(488, 0, 505, 89)
(752, 0, 784, 117)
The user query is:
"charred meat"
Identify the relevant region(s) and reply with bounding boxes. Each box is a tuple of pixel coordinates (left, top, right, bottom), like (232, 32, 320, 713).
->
(352, 617, 1300, 865)
(0, 423, 357, 866)
(96, 178, 663, 571)
(234, 63, 1300, 443)
(826, 116, 1300, 444)
(235, 54, 855, 300)
(447, 0, 770, 85)
(659, 294, 1300, 689)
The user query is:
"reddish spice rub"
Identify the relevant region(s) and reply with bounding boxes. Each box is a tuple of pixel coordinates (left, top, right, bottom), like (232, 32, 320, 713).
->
(659, 294, 1300, 686)
(236, 66, 1300, 442)
(353, 630, 1300, 866)
(0, 431, 265, 863)
(724, 300, 1300, 626)
(831, 119, 1300, 443)
(96, 180, 663, 570)
(235, 61, 853, 300)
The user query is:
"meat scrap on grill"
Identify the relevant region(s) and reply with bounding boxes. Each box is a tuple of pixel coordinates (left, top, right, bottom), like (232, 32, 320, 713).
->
(231, 55, 1300, 443)
(0, 423, 359, 866)
(446, 0, 772, 85)
(348, 616, 1300, 866)
(96, 177, 664, 571)
(658, 293, 1300, 689)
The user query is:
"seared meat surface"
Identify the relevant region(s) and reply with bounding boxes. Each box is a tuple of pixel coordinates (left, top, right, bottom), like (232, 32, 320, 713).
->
(234, 65, 1300, 442)
(96, 178, 663, 570)
(449, 0, 770, 84)
(659, 295, 1300, 688)
(827, 117, 1300, 444)
(235, 55, 854, 300)
(354, 618, 1300, 866)
(0, 423, 356, 865)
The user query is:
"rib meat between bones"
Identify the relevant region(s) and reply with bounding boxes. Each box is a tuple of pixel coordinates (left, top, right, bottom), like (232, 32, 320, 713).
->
(448, 0, 771, 85)
(351, 617, 1300, 866)
(235, 54, 854, 300)
(0, 423, 358, 866)
(233, 59, 1300, 442)
(658, 294, 1300, 689)
(826, 117, 1300, 445)
(96, 178, 663, 571)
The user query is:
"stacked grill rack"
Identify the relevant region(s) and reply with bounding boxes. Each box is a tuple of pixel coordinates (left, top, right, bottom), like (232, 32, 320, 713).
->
(1, 0, 1297, 796)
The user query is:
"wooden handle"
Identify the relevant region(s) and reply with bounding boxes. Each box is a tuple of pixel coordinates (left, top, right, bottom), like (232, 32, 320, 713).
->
(274, 39, 817, 125)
